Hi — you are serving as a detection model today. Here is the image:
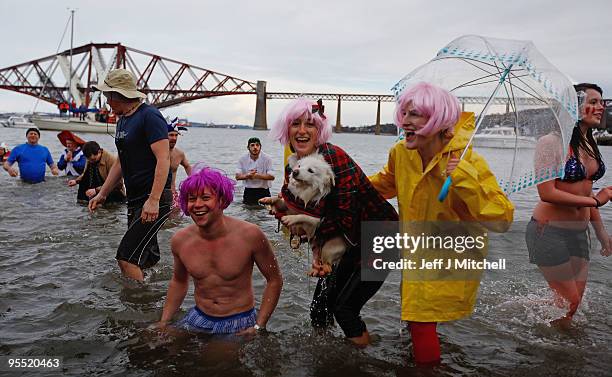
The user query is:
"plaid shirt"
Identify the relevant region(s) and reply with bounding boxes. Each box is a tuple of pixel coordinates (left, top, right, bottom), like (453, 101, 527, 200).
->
(282, 143, 398, 246)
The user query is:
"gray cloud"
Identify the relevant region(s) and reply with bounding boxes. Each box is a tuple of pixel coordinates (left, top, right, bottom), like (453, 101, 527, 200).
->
(1, 0, 610, 126)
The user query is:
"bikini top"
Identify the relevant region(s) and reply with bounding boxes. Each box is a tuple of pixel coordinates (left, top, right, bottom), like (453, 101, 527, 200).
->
(562, 150, 606, 182)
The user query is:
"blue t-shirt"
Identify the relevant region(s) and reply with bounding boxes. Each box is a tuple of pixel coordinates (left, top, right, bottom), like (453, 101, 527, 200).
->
(7, 143, 54, 183)
(115, 103, 171, 204)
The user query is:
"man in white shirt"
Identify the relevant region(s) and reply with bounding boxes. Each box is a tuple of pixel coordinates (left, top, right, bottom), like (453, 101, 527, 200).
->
(235, 137, 274, 204)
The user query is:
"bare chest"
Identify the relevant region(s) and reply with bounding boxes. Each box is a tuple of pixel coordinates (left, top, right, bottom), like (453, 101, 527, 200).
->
(179, 238, 253, 281)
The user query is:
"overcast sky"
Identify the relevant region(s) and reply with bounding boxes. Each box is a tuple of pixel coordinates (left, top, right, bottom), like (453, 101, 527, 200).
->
(0, 0, 610, 127)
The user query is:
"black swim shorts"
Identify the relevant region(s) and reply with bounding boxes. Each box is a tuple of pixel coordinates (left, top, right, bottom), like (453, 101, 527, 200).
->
(243, 187, 271, 205)
(116, 189, 172, 268)
(525, 217, 590, 267)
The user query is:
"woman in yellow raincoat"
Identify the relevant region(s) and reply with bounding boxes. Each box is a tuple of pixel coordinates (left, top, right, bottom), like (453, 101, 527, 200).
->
(370, 82, 514, 364)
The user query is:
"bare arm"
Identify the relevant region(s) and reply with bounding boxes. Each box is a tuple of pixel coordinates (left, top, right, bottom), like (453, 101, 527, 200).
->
(142, 139, 170, 222)
(180, 152, 192, 176)
(589, 205, 611, 256)
(252, 227, 282, 328)
(159, 235, 190, 326)
(537, 180, 612, 207)
(3, 161, 18, 177)
(149, 139, 170, 201)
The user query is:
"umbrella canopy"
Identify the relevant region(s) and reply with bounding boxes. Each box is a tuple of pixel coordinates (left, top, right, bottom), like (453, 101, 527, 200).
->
(393, 35, 577, 196)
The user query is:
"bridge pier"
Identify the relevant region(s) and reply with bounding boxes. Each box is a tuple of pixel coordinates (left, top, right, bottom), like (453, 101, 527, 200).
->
(375, 99, 381, 135)
(335, 97, 342, 133)
(253, 81, 268, 130)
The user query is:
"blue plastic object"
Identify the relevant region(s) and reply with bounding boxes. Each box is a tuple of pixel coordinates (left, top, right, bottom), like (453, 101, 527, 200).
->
(438, 176, 452, 202)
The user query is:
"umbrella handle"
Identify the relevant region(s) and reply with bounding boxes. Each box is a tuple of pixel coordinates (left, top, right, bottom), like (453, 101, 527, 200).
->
(438, 176, 452, 202)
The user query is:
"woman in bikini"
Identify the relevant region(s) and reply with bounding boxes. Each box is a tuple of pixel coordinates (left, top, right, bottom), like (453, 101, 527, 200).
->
(526, 83, 612, 324)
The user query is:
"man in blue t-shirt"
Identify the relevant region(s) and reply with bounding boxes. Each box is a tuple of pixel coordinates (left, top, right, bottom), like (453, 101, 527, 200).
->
(89, 69, 172, 282)
(3, 128, 59, 183)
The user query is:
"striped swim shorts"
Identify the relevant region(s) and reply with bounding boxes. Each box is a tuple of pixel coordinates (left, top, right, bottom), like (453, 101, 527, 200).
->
(176, 307, 257, 334)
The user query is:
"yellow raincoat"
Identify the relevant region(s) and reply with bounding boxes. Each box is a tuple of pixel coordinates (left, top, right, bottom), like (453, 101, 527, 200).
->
(369, 112, 514, 322)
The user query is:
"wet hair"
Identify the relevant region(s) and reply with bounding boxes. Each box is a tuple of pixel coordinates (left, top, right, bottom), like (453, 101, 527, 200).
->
(394, 82, 461, 136)
(178, 165, 235, 215)
(570, 83, 603, 160)
(269, 97, 332, 146)
(575, 82, 603, 96)
(82, 141, 101, 158)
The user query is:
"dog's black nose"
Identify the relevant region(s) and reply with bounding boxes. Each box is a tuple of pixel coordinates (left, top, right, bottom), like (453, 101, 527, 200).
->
(292, 169, 299, 178)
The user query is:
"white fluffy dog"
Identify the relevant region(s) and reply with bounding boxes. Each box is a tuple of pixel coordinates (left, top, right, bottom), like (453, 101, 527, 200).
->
(282, 153, 347, 276)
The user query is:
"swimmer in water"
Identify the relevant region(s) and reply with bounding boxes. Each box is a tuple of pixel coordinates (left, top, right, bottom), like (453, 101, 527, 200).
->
(158, 166, 282, 335)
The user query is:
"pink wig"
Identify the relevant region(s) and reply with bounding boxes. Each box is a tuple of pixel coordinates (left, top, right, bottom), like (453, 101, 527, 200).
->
(394, 82, 461, 136)
(178, 165, 236, 214)
(269, 97, 332, 146)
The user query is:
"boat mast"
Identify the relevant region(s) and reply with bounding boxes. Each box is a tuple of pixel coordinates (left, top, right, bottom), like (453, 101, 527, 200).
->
(69, 8, 75, 105)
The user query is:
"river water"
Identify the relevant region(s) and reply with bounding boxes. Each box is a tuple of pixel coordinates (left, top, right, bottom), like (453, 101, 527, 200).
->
(0, 126, 610, 376)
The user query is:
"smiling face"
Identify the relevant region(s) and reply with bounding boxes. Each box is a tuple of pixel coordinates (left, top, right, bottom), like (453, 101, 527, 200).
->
(289, 113, 318, 158)
(400, 102, 431, 149)
(187, 187, 223, 228)
(580, 88, 605, 127)
(26, 131, 40, 145)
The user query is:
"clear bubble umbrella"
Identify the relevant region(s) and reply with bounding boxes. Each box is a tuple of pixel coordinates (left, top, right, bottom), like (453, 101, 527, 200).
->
(392, 35, 577, 199)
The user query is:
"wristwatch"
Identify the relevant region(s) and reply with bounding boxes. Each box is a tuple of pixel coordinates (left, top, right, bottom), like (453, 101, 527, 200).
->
(253, 323, 265, 332)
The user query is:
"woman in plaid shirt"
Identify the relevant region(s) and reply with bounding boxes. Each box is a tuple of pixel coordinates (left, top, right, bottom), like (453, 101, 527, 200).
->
(263, 97, 398, 346)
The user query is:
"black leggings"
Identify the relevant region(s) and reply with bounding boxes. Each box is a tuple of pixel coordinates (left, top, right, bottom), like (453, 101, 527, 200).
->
(310, 250, 386, 338)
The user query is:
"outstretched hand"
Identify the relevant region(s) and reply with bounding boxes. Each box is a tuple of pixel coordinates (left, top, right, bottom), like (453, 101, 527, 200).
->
(259, 195, 288, 218)
(88, 193, 106, 212)
(594, 186, 612, 207)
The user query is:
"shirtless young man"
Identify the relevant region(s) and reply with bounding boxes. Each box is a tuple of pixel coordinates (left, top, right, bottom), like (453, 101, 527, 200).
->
(159, 167, 282, 334)
(168, 125, 192, 193)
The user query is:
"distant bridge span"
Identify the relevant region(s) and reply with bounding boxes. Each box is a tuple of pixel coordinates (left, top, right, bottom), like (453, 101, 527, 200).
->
(0, 42, 257, 110)
(261, 91, 551, 133)
(0, 43, 583, 133)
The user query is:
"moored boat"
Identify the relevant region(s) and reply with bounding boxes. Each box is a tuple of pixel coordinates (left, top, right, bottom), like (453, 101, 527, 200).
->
(3, 116, 35, 129)
(473, 126, 536, 149)
(32, 116, 116, 134)
(593, 129, 612, 146)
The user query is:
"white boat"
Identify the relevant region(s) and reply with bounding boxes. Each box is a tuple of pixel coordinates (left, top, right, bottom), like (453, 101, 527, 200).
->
(26, 11, 117, 136)
(32, 116, 116, 134)
(473, 126, 536, 149)
(3, 116, 35, 129)
(593, 129, 612, 146)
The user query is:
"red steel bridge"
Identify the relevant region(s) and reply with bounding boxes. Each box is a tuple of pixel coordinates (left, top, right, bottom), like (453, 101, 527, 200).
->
(2, 42, 608, 132)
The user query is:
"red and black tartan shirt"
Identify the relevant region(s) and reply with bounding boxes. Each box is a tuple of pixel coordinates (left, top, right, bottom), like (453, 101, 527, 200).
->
(281, 143, 398, 247)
